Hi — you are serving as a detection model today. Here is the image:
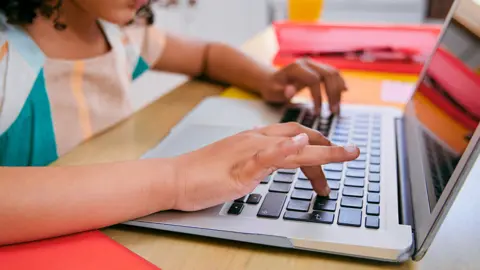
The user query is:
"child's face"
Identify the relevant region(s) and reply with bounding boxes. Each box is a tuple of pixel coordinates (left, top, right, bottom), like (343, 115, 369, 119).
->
(72, 0, 148, 25)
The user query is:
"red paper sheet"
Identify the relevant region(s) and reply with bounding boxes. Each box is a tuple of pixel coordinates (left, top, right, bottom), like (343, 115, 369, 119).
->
(0, 231, 160, 270)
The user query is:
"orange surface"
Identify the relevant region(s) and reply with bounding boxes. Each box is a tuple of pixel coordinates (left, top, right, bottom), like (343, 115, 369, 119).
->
(293, 73, 408, 109)
(0, 231, 160, 270)
(0, 41, 8, 62)
(412, 92, 470, 154)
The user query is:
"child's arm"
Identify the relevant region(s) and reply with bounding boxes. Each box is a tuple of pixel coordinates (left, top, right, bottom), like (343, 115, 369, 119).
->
(152, 33, 347, 114)
(0, 158, 177, 246)
(153, 34, 273, 95)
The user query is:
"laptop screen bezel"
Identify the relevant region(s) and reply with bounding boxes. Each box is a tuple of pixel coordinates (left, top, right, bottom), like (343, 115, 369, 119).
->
(401, 0, 480, 259)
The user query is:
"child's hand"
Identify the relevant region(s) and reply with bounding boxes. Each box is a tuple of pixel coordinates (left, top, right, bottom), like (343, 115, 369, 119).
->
(260, 59, 348, 115)
(171, 123, 359, 211)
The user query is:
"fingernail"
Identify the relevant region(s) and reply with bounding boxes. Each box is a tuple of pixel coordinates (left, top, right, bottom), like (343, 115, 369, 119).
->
(292, 133, 308, 145)
(284, 85, 296, 99)
(344, 143, 358, 153)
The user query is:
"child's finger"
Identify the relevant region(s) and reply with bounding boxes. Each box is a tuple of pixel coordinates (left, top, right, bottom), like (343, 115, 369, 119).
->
(241, 133, 309, 180)
(301, 166, 330, 197)
(283, 144, 359, 167)
(258, 122, 331, 146)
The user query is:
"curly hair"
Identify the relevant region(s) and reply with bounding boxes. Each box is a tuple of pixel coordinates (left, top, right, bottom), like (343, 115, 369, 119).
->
(0, 0, 154, 27)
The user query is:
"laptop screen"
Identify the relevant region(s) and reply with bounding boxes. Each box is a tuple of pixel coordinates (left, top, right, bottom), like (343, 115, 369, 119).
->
(407, 0, 480, 212)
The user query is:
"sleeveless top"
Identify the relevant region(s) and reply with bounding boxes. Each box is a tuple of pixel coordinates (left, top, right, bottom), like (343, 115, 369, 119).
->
(0, 17, 166, 166)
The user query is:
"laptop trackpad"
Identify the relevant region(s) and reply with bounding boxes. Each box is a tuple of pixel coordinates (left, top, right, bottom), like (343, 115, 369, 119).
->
(142, 124, 251, 159)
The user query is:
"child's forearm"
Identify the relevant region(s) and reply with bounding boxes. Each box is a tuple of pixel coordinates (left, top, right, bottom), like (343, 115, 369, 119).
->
(152, 34, 275, 93)
(0, 158, 177, 245)
(203, 42, 276, 93)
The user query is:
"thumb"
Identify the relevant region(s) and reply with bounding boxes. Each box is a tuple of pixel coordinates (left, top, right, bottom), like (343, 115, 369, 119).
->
(242, 133, 309, 181)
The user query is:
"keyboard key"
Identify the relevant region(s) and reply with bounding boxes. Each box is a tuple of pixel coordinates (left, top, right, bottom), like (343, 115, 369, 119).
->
(287, 199, 310, 212)
(310, 211, 335, 224)
(291, 189, 313, 201)
(317, 191, 339, 202)
(343, 187, 364, 198)
(370, 165, 381, 173)
(332, 135, 349, 142)
(235, 196, 246, 203)
(368, 183, 380, 193)
(354, 130, 369, 136)
(371, 136, 381, 143)
(313, 198, 337, 212)
(246, 194, 262, 204)
(281, 108, 301, 123)
(261, 175, 271, 184)
(273, 173, 295, 183)
(351, 141, 368, 147)
(367, 193, 380, 204)
(328, 191, 339, 200)
(284, 211, 334, 224)
(301, 113, 316, 128)
(359, 147, 368, 154)
(324, 163, 344, 172)
(331, 140, 347, 146)
(372, 131, 381, 137)
(371, 149, 381, 157)
(366, 204, 380, 216)
(269, 183, 292, 193)
(334, 129, 349, 136)
(346, 169, 366, 178)
(365, 216, 380, 229)
(257, 193, 287, 219)
(327, 180, 341, 190)
(277, 168, 297, 174)
(344, 177, 365, 187)
(295, 180, 313, 190)
(355, 154, 367, 161)
(325, 171, 342, 181)
(338, 208, 362, 227)
(371, 142, 381, 149)
(341, 196, 363, 209)
(369, 173, 380, 183)
(297, 170, 307, 180)
(228, 202, 244, 215)
(348, 161, 366, 170)
(335, 124, 350, 130)
(370, 156, 381, 165)
(284, 211, 310, 222)
(352, 135, 368, 142)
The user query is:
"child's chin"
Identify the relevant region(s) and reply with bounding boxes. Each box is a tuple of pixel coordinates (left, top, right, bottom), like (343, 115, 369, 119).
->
(101, 11, 137, 26)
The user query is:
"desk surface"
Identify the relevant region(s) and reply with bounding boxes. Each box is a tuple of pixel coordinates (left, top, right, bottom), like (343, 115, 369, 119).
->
(54, 27, 480, 270)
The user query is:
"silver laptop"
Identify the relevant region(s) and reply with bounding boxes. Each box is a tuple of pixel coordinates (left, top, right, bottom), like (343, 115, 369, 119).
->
(125, 0, 480, 262)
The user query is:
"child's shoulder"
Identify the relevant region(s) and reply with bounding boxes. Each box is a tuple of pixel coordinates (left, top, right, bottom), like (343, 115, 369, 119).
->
(101, 21, 166, 71)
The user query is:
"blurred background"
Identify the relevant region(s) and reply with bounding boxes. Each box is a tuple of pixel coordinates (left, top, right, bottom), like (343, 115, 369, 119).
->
(130, 0, 456, 111)
(151, 0, 453, 47)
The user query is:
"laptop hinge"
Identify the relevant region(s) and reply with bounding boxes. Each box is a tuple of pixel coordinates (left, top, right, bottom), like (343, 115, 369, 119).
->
(395, 118, 415, 229)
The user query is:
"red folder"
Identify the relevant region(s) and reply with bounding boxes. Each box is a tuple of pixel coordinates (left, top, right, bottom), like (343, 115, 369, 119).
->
(0, 231, 160, 270)
(419, 47, 480, 130)
(273, 21, 442, 74)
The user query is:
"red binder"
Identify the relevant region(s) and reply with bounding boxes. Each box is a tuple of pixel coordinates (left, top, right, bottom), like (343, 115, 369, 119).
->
(0, 231, 160, 270)
(272, 21, 442, 74)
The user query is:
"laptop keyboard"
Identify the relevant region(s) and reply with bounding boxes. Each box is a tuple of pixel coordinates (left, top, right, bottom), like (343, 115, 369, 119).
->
(227, 107, 382, 229)
(423, 130, 459, 201)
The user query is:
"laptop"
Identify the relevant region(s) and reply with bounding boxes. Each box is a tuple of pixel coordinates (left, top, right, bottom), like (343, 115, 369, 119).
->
(125, 0, 480, 262)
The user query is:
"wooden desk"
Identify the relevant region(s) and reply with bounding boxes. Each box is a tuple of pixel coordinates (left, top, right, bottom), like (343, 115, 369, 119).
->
(54, 27, 479, 270)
